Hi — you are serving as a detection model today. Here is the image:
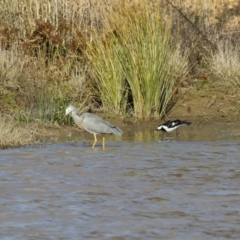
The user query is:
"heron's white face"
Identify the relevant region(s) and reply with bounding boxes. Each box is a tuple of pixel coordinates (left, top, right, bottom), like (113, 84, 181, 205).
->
(65, 106, 73, 116)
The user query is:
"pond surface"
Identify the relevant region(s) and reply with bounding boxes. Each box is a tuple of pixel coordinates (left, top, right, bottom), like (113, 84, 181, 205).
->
(1, 124, 240, 239)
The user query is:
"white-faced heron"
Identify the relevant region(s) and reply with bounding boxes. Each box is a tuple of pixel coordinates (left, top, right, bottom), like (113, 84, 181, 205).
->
(65, 105, 123, 149)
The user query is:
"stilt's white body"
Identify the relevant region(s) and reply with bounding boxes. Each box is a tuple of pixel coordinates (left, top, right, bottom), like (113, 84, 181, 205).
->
(156, 119, 191, 133)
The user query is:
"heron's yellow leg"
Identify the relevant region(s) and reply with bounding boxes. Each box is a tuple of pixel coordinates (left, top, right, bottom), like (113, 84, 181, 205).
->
(102, 136, 105, 150)
(92, 134, 97, 149)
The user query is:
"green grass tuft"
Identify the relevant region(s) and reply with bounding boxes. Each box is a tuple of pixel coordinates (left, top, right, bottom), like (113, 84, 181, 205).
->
(85, 1, 189, 120)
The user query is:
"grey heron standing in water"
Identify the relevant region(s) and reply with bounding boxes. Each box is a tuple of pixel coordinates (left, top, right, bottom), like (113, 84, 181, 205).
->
(65, 105, 123, 150)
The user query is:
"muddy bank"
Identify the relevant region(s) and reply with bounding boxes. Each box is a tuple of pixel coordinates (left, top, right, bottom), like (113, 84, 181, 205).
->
(31, 91, 240, 145)
(168, 88, 239, 122)
(1, 89, 240, 149)
(41, 119, 240, 145)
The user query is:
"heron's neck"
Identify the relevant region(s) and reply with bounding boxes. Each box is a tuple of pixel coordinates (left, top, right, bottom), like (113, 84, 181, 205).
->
(72, 111, 82, 123)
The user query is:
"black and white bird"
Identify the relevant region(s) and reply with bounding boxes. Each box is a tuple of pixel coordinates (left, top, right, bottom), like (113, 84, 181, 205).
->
(155, 119, 191, 138)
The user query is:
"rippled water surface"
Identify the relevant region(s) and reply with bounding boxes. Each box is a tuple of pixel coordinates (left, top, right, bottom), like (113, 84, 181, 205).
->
(1, 126, 240, 239)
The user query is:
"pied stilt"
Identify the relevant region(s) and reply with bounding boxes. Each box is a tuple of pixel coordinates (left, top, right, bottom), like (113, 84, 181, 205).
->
(155, 119, 191, 139)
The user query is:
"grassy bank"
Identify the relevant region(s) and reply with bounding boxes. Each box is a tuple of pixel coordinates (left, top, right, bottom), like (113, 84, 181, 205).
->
(0, 116, 44, 148)
(0, 0, 240, 147)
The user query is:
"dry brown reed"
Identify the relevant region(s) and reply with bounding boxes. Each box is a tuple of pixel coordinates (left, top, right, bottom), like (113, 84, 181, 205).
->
(0, 117, 39, 148)
(205, 40, 240, 88)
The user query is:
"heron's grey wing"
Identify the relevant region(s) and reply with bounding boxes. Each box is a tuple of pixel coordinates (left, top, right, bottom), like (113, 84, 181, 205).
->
(82, 113, 123, 136)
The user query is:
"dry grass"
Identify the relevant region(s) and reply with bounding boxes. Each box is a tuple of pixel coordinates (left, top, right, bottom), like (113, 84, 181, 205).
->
(206, 40, 240, 88)
(0, 117, 40, 148)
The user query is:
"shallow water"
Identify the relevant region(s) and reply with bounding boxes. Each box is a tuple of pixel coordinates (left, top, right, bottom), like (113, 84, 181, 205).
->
(1, 125, 240, 239)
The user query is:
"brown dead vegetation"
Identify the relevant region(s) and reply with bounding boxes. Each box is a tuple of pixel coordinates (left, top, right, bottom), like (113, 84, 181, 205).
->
(0, 117, 38, 148)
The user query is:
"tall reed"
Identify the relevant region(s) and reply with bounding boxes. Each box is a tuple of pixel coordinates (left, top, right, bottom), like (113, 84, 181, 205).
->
(85, 33, 128, 114)
(86, 1, 188, 119)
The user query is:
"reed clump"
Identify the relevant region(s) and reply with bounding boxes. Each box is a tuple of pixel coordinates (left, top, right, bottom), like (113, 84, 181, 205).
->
(85, 2, 189, 119)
